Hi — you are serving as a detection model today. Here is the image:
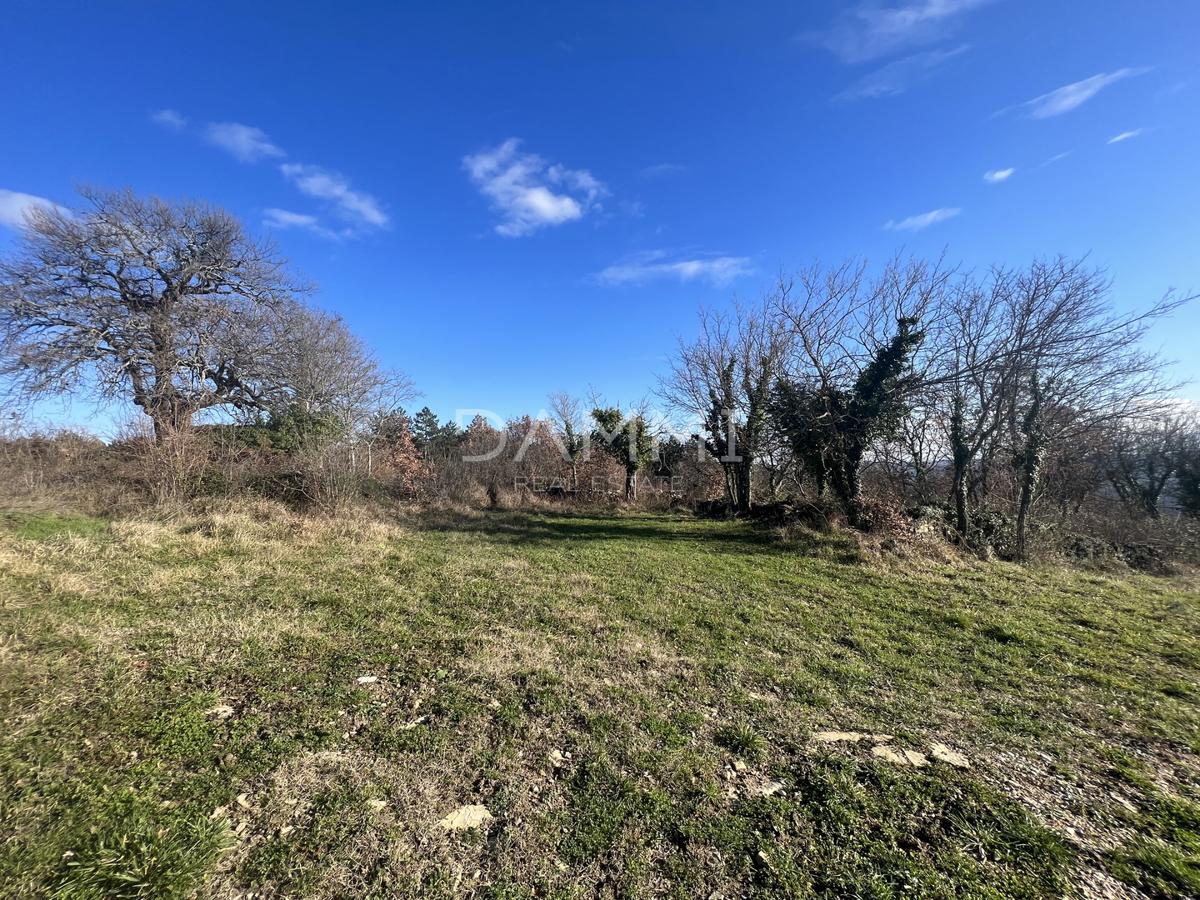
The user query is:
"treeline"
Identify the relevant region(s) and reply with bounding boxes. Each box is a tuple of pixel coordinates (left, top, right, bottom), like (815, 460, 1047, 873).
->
(2, 188, 1199, 565)
(0, 400, 720, 513)
(659, 255, 1199, 560)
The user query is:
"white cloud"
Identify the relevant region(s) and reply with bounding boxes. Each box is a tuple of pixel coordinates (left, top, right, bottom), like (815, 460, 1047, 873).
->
(262, 208, 346, 240)
(592, 251, 754, 288)
(463, 139, 607, 237)
(1023, 69, 1147, 118)
(162, 115, 385, 236)
(835, 45, 968, 100)
(280, 164, 388, 228)
(204, 122, 287, 163)
(984, 168, 1014, 183)
(151, 109, 187, 131)
(263, 208, 319, 229)
(885, 207, 961, 231)
(817, 0, 992, 64)
(1108, 129, 1144, 144)
(0, 189, 67, 229)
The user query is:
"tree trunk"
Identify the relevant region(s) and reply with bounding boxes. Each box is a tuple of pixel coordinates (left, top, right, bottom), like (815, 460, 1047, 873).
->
(1141, 487, 1163, 519)
(1014, 375, 1046, 561)
(733, 457, 753, 513)
(952, 468, 969, 540)
(719, 462, 736, 510)
(1015, 474, 1036, 559)
(949, 395, 971, 540)
(150, 403, 194, 444)
(832, 443, 866, 528)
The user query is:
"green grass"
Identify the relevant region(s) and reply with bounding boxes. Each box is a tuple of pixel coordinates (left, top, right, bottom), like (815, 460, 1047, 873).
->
(2, 510, 109, 540)
(0, 503, 1197, 898)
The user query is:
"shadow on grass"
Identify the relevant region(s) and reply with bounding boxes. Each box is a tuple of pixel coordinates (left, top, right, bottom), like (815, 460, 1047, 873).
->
(412, 506, 861, 562)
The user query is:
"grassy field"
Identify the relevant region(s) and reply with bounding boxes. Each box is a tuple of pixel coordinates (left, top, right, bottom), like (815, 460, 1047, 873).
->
(0, 503, 1197, 900)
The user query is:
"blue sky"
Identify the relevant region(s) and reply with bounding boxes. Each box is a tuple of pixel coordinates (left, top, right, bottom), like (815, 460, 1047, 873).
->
(3, 0, 1199, 430)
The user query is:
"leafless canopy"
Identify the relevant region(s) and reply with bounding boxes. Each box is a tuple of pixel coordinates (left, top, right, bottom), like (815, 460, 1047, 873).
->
(657, 293, 795, 511)
(0, 186, 319, 439)
(774, 255, 954, 390)
(934, 256, 1191, 544)
(269, 306, 418, 433)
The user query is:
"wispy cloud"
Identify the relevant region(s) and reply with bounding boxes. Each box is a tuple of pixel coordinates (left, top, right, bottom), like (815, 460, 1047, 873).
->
(463, 139, 607, 237)
(1022, 69, 1147, 118)
(885, 207, 961, 231)
(984, 168, 1014, 183)
(150, 109, 187, 131)
(592, 251, 754, 288)
(815, 0, 992, 64)
(834, 45, 968, 100)
(641, 163, 687, 177)
(1108, 129, 1144, 144)
(0, 189, 68, 229)
(1039, 152, 1071, 168)
(152, 112, 386, 239)
(204, 122, 287, 163)
(280, 164, 388, 228)
(262, 208, 347, 240)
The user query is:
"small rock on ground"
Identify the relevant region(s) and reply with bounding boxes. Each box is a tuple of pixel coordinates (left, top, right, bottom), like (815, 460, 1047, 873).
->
(929, 742, 970, 768)
(872, 746, 929, 767)
(436, 804, 494, 830)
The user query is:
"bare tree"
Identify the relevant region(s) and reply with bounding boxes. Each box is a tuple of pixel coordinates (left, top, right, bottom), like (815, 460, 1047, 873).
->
(1174, 415, 1200, 519)
(268, 306, 417, 433)
(1100, 405, 1194, 519)
(936, 257, 1191, 555)
(658, 293, 794, 513)
(547, 390, 588, 484)
(0, 186, 315, 441)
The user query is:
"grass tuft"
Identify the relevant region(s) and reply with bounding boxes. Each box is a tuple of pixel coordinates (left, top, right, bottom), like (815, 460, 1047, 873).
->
(714, 722, 768, 760)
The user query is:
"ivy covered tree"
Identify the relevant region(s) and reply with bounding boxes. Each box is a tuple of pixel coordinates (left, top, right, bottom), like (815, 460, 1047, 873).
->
(591, 406, 655, 500)
(772, 317, 925, 527)
(1012, 372, 1047, 559)
(548, 391, 588, 484)
(658, 296, 793, 513)
(938, 257, 1188, 548)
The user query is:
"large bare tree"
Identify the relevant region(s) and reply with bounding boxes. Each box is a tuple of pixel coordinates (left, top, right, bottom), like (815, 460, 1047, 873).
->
(1100, 408, 1192, 520)
(0, 187, 316, 441)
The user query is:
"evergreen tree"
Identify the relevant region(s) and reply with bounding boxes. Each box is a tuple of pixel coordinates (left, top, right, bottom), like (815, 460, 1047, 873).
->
(412, 407, 442, 455)
(409, 407, 462, 458)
